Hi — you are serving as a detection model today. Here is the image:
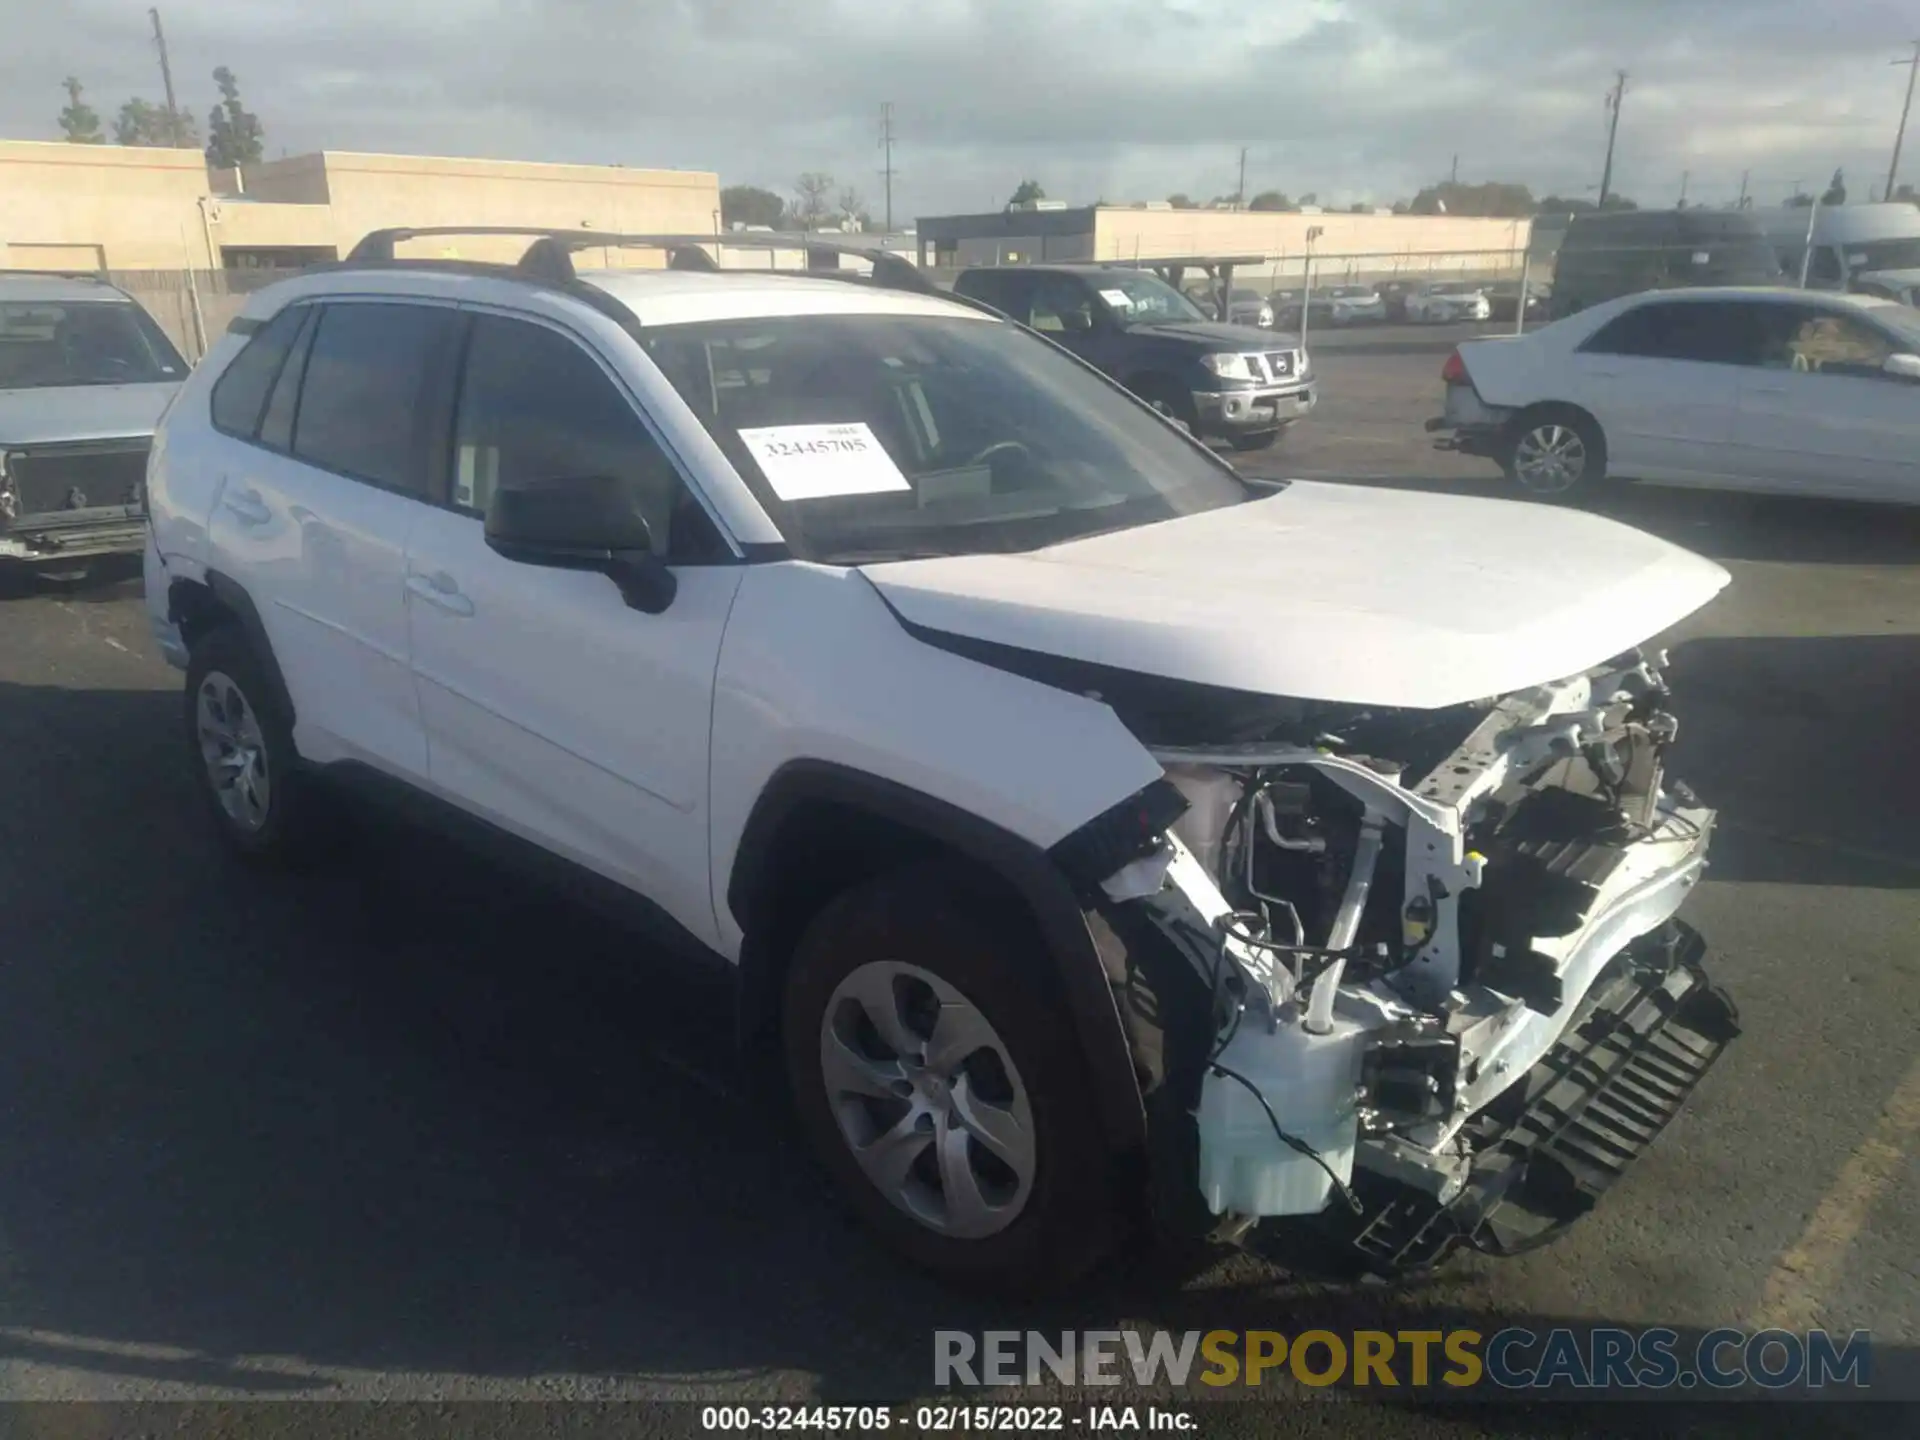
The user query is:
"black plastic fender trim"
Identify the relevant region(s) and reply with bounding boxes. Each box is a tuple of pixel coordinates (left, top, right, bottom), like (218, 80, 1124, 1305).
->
(181, 570, 300, 728)
(728, 759, 1149, 1159)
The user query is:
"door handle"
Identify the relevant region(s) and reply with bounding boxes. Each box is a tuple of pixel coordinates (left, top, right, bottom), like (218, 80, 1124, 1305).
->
(405, 571, 474, 616)
(222, 488, 271, 526)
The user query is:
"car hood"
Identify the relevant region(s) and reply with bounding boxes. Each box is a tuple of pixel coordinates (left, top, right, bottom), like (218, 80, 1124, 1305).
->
(1857, 266, 1920, 289)
(0, 382, 180, 446)
(1126, 320, 1299, 349)
(861, 482, 1730, 710)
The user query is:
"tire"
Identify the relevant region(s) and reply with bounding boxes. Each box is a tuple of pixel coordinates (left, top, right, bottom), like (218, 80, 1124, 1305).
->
(1134, 377, 1200, 437)
(183, 624, 327, 861)
(782, 861, 1117, 1294)
(1500, 405, 1608, 500)
(1231, 428, 1283, 452)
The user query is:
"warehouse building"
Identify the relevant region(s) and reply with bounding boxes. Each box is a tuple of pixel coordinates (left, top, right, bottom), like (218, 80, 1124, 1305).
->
(915, 203, 1535, 284)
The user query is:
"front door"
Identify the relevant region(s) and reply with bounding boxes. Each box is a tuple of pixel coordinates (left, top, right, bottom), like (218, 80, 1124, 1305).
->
(1735, 302, 1920, 501)
(404, 309, 741, 947)
(1569, 298, 1751, 482)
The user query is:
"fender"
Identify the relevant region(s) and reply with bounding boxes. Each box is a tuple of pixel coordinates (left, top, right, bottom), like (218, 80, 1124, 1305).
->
(729, 759, 1148, 1158)
(173, 570, 299, 727)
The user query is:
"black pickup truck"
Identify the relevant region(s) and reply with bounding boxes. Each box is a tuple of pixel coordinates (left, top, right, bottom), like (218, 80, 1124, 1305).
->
(951, 264, 1313, 451)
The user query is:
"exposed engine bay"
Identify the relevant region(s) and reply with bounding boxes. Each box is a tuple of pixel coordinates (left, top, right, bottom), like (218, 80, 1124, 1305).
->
(1096, 646, 1740, 1271)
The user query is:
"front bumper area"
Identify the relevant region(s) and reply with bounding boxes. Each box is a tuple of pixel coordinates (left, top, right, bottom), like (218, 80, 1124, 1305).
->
(1294, 920, 1737, 1273)
(0, 506, 148, 564)
(1193, 383, 1315, 436)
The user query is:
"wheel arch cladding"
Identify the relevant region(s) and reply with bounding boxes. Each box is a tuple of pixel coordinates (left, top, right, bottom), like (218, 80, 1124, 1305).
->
(729, 759, 1149, 1161)
(170, 570, 297, 726)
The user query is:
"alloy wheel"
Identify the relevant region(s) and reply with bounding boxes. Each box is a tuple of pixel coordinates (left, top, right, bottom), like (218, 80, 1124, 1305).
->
(1512, 423, 1588, 495)
(818, 960, 1036, 1239)
(195, 670, 272, 831)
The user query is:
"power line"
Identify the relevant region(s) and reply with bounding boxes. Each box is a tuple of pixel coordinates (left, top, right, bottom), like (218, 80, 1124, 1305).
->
(1598, 70, 1628, 207)
(1889, 42, 1920, 201)
(877, 102, 897, 232)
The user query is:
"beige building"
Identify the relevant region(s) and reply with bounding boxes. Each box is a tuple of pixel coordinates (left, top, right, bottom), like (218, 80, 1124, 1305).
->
(0, 139, 722, 272)
(916, 204, 1535, 284)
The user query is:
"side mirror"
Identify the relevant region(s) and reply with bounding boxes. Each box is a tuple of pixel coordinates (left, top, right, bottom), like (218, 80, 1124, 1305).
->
(484, 475, 677, 614)
(1882, 353, 1920, 382)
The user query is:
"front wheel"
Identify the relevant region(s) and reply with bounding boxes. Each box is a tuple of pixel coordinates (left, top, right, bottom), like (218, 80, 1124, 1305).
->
(782, 863, 1116, 1294)
(1501, 407, 1608, 499)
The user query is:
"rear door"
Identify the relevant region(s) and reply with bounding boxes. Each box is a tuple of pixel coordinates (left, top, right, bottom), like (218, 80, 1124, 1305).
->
(204, 298, 457, 777)
(1570, 299, 1754, 482)
(1734, 302, 1920, 500)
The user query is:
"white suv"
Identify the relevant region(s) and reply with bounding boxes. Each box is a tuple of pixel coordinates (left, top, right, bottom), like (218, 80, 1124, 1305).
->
(144, 228, 1741, 1291)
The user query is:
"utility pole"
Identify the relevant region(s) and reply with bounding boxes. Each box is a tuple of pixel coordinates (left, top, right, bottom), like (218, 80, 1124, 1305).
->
(1888, 42, 1920, 203)
(148, 7, 184, 147)
(1449, 153, 1459, 186)
(1598, 70, 1628, 207)
(1737, 169, 1750, 208)
(1237, 146, 1247, 209)
(1678, 170, 1689, 208)
(877, 102, 897, 233)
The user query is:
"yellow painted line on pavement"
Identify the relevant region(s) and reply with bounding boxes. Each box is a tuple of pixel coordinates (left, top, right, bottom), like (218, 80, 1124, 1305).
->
(1755, 1054, 1920, 1333)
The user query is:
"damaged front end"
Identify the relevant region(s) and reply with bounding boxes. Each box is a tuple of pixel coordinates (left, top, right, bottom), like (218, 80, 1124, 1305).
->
(1081, 647, 1739, 1274)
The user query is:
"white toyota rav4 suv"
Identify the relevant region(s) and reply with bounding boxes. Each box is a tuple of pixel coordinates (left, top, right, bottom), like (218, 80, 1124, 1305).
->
(144, 228, 1741, 1292)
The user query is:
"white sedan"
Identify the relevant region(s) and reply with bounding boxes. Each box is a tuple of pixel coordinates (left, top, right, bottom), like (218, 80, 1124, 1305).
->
(1405, 281, 1492, 323)
(1428, 286, 1920, 503)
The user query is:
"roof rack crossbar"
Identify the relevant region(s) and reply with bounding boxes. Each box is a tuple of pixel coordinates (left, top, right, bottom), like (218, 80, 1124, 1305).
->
(345, 227, 939, 297)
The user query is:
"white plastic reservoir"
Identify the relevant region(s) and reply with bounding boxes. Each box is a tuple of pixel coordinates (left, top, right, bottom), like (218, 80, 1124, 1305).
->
(1196, 1013, 1365, 1217)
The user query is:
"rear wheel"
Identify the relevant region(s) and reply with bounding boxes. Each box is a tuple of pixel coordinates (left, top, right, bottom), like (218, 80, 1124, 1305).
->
(782, 862, 1116, 1294)
(1501, 406, 1607, 499)
(184, 625, 327, 861)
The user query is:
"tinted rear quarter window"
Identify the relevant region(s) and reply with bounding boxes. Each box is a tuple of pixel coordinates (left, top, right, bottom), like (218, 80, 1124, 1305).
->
(210, 304, 307, 437)
(292, 302, 457, 496)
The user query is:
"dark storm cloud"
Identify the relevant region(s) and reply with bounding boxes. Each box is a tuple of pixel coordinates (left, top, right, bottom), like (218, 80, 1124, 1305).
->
(4, 0, 1912, 215)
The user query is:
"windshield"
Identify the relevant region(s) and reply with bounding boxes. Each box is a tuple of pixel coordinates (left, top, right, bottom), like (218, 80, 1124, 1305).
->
(640, 312, 1254, 564)
(1848, 237, 1920, 273)
(1091, 272, 1211, 325)
(0, 301, 187, 390)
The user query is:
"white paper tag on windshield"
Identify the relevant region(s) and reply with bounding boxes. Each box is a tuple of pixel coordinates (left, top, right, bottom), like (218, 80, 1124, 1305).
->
(1098, 288, 1133, 307)
(737, 423, 911, 501)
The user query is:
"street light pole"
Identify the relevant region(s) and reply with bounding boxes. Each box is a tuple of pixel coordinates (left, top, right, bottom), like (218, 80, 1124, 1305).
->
(1888, 42, 1920, 203)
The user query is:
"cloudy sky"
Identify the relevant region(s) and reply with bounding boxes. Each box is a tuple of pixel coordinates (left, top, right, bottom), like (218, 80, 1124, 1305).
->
(4, 1, 1916, 218)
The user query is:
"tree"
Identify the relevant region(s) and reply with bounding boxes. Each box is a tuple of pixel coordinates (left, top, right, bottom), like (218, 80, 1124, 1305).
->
(1821, 168, 1847, 206)
(1166, 193, 1197, 209)
(205, 66, 265, 168)
(58, 76, 103, 143)
(1894, 183, 1917, 203)
(1786, 191, 1816, 209)
(836, 185, 871, 231)
(790, 171, 836, 230)
(1348, 202, 1371, 214)
(113, 96, 196, 147)
(1248, 190, 1292, 211)
(1006, 178, 1046, 208)
(1410, 180, 1535, 217)
(1298, 192, 1319, 207)
(721, 184, 786, 229)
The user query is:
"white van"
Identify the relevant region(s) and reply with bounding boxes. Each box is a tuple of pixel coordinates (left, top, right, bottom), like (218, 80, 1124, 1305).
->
(1761, 201, 1920, 299)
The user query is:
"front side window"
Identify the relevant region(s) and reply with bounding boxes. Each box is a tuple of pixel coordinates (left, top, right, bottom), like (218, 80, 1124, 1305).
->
(453, 315, 724, 562)
(639, 311, 1253, 564)
(1756, 306, 1896, 377)
(1028, 276, 1098, 336)
(0, 300, 186, 391)
(292, 302, 456, 496)
(1092, 272, 1210, 325)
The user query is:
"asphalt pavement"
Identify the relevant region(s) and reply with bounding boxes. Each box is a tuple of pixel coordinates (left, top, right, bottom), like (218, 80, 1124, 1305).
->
(0, 341, 1916, 1435)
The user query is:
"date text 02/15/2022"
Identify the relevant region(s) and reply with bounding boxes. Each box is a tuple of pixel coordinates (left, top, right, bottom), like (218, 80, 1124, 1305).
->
(699, 1405, 1195, 1431)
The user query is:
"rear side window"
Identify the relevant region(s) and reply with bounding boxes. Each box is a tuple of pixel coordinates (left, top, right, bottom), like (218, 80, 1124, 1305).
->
(257, 307, 318, 451)
(210, 305, 307, 437)
(292, 302, 457, 497)
(1583, 300, 1764, 366)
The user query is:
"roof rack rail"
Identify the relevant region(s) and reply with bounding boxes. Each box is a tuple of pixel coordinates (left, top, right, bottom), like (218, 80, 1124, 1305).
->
(344, 227, 939, 297)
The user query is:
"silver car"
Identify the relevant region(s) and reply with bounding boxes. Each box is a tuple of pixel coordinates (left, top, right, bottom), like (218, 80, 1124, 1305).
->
(0, 273, 187, 576)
